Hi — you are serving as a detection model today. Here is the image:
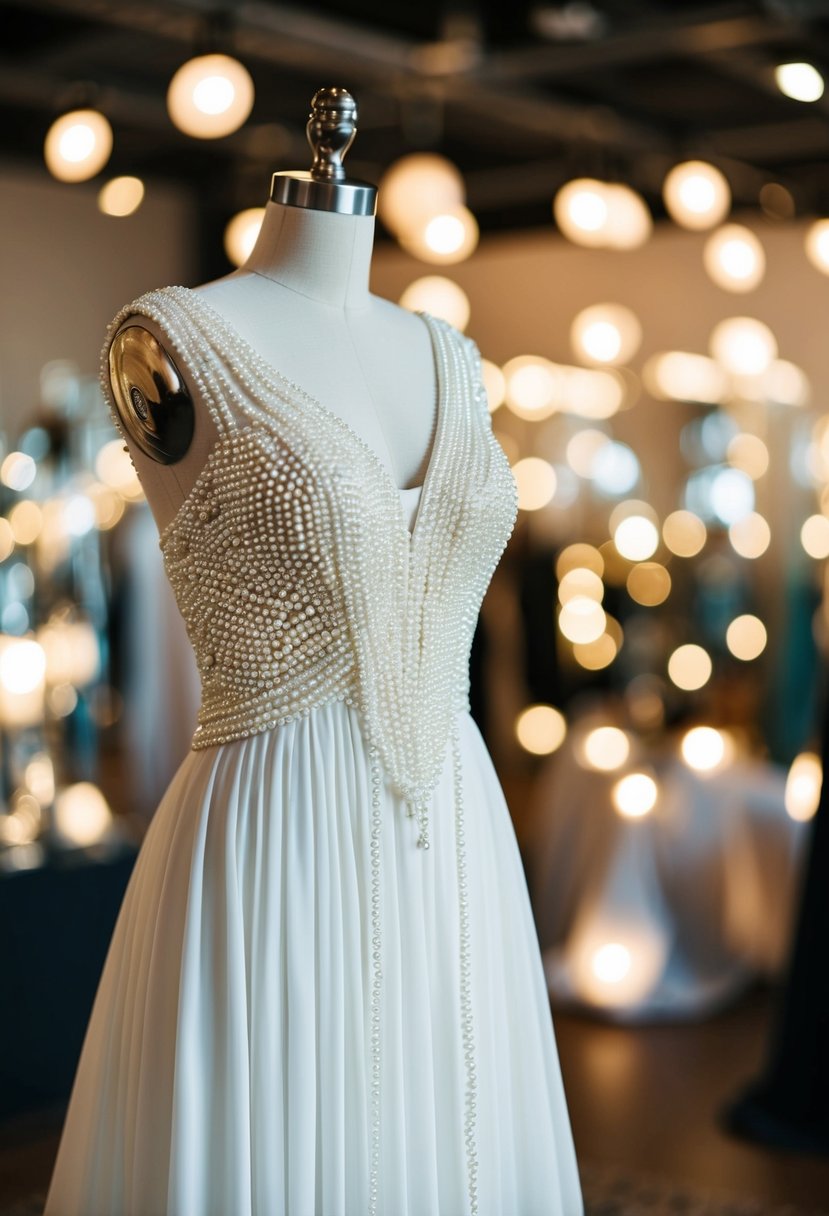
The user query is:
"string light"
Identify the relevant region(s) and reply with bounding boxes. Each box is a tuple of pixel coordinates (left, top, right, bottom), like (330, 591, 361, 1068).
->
(668, 644, 712, 691)
(612, 772, 658, 818)
(775, 62, 824, 103)
(681, 726, 733, 772)
(399, 277, 470, 330)
(784, 752, 822, 821)
(726, 614, 767, 660)
(98, 176, 145, 217)
(515, 704, 567, 755)
(167, 53, 254, 138)
(579, 726, 630, 771)
(663, 160, 730, 230)
(703, 224, 765, 292)
(224, 207, 265, 267)
(571, 304, 642, 366)
(44, 109, 112, 182)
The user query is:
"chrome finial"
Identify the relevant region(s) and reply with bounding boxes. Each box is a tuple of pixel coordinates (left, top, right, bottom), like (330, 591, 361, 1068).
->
(270, 86, 377, 216)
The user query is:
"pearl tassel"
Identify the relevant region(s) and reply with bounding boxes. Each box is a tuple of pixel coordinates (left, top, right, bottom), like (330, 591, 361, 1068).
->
(368, 738, 383, 1216)
(453, 715, 479, 1215)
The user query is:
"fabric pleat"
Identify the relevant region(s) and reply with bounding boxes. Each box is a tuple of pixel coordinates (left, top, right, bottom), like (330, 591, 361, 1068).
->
(44, 702, 583, 1216)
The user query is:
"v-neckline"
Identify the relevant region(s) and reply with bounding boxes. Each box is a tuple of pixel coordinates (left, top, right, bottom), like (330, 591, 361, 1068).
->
(166, 285, 447, 548)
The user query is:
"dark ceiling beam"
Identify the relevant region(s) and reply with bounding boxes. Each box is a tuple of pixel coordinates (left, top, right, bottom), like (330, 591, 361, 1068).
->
(475, 4, 799, 81)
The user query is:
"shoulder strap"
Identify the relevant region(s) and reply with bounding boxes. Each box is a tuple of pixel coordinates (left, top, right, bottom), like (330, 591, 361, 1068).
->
(99, 286, 238, 445)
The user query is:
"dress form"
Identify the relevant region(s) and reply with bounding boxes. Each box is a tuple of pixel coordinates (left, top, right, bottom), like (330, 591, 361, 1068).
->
(109, 89, 438, 536)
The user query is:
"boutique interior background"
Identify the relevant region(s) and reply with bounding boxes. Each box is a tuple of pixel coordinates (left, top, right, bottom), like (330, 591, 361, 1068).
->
(2, 0, 829, 1211)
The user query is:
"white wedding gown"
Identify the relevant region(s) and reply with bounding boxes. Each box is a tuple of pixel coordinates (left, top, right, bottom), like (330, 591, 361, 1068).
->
(44, 287, 583, 1216)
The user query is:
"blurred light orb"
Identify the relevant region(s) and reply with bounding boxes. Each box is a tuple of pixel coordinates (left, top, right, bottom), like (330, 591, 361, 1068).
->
(592, 942, 632, 983)
(663, 160, 731, 230)
(44, 109, 112, 182)
(515, 704, 567, 755)
(481, 360, 506, 412)
(1, 451, 36, 491)
(399, 276, 470, 330)
(566, 428, 610, 477)
(379, 154, 465, 236)
(559, 567, 604, 605)
(557, 543, 604, 579)
(559, 596, 607, 644)
(728, 512, 771, 559)
(612, 772, 658, 818)
(224, 207, 265, 267)
(806, 219, 829, 274)
(663, 510, 707, 557)
(9, 501, 42, 546)
(710, 317, 777, 376)
(512, 457, 557, 510)
(167, 53, 254, 138)
(727, 433, 769, 479)
(98, 176, 145, 217)
(703, 224, 766, 292)
(0, 638, 46, 695)
(571, 304, 642, 366)
(54, 782, 112, 846)
(726, 614, 767, 660)
(590, 441, 640, 495)
(681, 726, 732, 772)
(668, 643, 712, 691)
(400, 205, 479, 264)
(801, 513, 829, 558)
(63, 494, 96, 537)
(553, 178, 609, 247)
(581, 725, 630, 771)
(604, 183, 653, 249)
(0, 519, 14, 562)
(765, 359, 810, 407)
(95, 439, 143, 500)
(614, 515, 659, 561)
(710, 467, 755, 524)
(573, 631, 619, 670)
(643, 350, 728, 405)
(503, 356, 560, 420)
(627, 562, 671, 606)
(560, 366, 625, 419)
(775, 61, 824, 102)
(785, 752, 822, 821)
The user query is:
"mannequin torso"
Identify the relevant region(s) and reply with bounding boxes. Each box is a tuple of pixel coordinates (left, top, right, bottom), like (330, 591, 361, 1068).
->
(110, 201, 439, 535)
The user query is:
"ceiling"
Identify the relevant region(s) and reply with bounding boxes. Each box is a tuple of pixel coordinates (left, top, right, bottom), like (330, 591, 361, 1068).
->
(4, 0, 829, 239)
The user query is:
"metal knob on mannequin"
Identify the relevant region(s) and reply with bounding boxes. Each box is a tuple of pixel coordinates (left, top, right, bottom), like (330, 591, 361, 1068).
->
(270, 86, 378, 217)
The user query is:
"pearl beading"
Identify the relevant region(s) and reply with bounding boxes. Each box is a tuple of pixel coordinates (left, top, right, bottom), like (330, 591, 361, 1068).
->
(99, 285, 518, 1213)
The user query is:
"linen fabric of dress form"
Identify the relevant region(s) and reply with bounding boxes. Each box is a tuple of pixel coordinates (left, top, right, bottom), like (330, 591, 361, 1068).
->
(42, 285, 584, 1216)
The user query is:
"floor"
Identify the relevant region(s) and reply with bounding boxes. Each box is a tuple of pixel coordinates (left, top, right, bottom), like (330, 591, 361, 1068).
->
(2, 984, 827, 1213)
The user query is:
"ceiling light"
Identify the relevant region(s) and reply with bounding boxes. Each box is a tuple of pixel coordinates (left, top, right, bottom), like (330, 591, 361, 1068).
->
(709, 316, 777, 376)
(571, 303, 642, 366)
(775, 62, 824, 103)
(379, 154, 465, 236)
(663, 160, 730, 231)
(44, 109, 112, 182)
(224, 207, 265, 267)
(98, 176, 145, 217)
(167, 53, 254, 139)
(703, 224, 765, 292)
(399, 276, 470, 330)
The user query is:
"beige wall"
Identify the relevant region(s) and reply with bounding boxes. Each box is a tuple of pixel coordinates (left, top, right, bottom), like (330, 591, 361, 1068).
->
(0, 164, 195, 441)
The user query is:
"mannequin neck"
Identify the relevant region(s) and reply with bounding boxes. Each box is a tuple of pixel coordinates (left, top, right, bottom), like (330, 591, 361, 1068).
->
(241, 200, 375, 309)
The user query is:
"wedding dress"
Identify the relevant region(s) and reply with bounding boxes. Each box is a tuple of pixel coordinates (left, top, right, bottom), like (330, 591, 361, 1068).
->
(43, 286, 583, 1216)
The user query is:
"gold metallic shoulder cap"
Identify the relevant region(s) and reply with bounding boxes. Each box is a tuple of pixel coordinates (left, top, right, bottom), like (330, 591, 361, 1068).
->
(107, 321, 195, 464)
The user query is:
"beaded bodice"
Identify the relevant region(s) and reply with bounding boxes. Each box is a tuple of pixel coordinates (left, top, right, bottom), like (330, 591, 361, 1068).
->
(101, 285, 517, 816)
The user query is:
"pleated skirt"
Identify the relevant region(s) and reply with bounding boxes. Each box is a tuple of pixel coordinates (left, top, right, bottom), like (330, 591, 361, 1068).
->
(43, 702, 583, 1216)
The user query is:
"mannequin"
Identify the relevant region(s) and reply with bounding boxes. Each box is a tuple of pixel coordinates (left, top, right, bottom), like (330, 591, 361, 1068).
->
(107, 86, 437, 538)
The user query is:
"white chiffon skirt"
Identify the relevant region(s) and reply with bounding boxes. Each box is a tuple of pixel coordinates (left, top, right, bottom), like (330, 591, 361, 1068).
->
(43, 702, 583, 1216)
